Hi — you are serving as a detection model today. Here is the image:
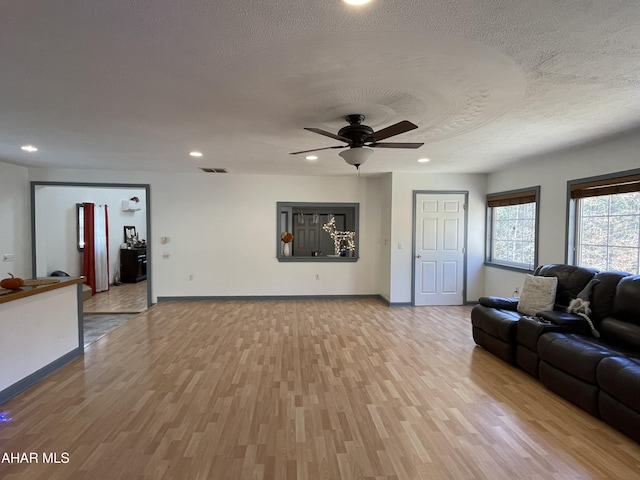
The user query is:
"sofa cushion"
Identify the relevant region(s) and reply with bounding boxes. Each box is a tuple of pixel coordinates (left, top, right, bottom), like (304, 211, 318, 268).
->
(613, 274, 640, 325)
(535, 264, 597, 310)
(537, 332, 631, 383)
(599, 317, 640, 350)
(597, 357, 640, 413)
(517, 275, 558, 316)
(589, 271, 630, 322)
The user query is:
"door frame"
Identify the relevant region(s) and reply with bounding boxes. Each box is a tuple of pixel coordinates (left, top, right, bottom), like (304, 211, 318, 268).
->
(411, 190, 469, 306)
(30, 181, 152, 309)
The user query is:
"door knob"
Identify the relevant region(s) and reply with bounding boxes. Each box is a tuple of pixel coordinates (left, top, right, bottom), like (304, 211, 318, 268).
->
(416, 254, 422, 258)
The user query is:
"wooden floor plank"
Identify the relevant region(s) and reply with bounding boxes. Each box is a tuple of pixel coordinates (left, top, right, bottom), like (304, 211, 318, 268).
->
(1, 299, 639, 479)
(83, 280, 147, 314)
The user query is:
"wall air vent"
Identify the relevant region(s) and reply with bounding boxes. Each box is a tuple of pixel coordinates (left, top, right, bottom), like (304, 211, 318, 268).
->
(199, 168, 228, 173)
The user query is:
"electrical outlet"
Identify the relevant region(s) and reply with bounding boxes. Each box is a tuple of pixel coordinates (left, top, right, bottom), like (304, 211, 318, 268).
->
(315, 274, 320, 280)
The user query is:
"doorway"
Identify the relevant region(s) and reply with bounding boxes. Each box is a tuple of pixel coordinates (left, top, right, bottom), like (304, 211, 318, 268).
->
(31, 182, 151, 344)
(413, 191, 467, 306)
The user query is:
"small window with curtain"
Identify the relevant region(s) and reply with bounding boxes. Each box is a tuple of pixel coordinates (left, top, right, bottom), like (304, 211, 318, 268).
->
(568, 170, 640, 274)
(76, 203, 85, 251)
(486, 186, 540, 271)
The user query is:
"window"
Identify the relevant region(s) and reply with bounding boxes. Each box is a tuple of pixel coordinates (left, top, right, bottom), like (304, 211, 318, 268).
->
(569, 170, 640, 274)
(277, 202, 359, 262)
(76, 203, 85, 251)
(486, 187, 540, 271)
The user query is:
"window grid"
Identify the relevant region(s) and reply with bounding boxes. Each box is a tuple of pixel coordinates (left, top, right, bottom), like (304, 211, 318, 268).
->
(490, 202, 536, 269)
(575, 192, 640, 274)
(77, 203, 85, 251)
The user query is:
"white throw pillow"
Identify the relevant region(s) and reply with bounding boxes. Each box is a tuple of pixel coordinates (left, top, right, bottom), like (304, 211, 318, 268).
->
(517, 275, 558, 316)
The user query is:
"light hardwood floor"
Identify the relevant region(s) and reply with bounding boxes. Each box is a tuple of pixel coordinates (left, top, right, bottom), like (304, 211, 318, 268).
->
(83, 281, 148, 314)
(1, 299, 639, 479)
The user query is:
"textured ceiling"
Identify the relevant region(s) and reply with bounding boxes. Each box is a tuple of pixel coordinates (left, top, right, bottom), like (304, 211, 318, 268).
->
(1, 0, 639, 176)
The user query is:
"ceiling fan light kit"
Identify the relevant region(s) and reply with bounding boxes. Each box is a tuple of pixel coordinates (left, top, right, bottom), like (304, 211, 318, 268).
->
(291, 114, 424, 169)
(339, 147, 374, 169)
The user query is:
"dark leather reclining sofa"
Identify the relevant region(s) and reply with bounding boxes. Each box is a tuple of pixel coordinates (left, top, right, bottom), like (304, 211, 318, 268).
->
(471, 264, 640, 443)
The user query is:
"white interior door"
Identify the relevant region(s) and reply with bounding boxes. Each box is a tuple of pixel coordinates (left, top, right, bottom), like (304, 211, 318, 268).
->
(414, 193, 466, 306)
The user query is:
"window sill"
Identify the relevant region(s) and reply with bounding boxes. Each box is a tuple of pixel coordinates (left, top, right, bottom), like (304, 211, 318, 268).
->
(278, 256, 359, 263)
(484, 261, 534, 274)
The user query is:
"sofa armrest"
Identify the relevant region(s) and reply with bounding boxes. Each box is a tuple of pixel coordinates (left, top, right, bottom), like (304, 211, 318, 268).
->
(537, 310, 591, 330)
(517, 315, 587, 351)
(478, 296, 519, 311)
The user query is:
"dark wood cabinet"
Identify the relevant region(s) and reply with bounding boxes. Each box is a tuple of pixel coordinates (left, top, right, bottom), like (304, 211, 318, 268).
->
(120, 248, 146, 283)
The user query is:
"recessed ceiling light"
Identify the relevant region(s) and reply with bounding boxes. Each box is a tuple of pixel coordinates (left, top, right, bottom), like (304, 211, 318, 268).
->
(21, 145, 38, 152)
(343, 0, 372, 5)
(189, 151, 203, 157)
(306, 155, 318, 160)
(417, 158, 430, 163)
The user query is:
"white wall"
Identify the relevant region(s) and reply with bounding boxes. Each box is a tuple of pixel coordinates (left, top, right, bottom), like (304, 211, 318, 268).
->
(389, 172, 487, 304)
(0, 162, 31, 280)
(485, 130, 640, 297)
(33, 185, 147, 279)
(22, 127, 639, 306)
(29, 168, 385, 301)
(0, 282, 79, 394)
(377, 174, 393, 302)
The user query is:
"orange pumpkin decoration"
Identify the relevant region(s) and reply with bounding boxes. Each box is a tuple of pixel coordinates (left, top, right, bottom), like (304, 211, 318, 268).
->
(1, 273, 24, 290)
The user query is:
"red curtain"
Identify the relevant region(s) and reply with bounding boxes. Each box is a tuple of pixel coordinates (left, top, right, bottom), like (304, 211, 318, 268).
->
(82, 202, 96, 294)
(83, 203, 110, 294)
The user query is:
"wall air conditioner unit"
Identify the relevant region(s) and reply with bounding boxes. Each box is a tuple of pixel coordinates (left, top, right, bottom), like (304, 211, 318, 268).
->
(122, 200, 141, 212)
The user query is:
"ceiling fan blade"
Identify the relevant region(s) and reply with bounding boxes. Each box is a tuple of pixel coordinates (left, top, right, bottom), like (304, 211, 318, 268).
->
(369, 142, 424, 149)
(289, 145, 346, 155)
(304, 127, 352, 143)
(370, 120, 418, 141)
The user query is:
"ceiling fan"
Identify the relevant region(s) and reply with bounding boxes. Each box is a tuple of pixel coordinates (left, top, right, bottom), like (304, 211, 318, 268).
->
(290, 114, 424, 169)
